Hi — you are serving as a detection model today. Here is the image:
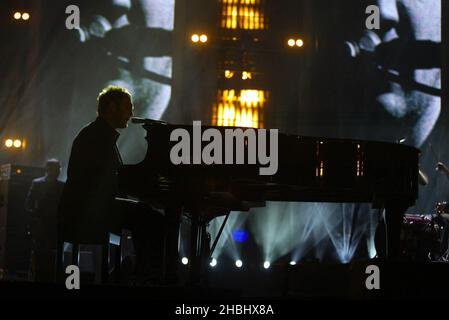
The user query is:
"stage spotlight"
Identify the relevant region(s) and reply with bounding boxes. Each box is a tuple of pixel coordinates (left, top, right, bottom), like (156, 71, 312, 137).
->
(13, 12, 21, 20)
(210, 258, 217, 267)
(5, 139, 13, 148)
(242, 71, 252, 80)
(287, 39, 295, 47)
(22, 13, 30, 21)
(289, 261, 297, 266)
(296, 39, 304, 47)
(181, 257, 189, 265)
(224, 70, 234, 79)
(263, 261, 270, 269)
(191, 34, 199, 43)
(13, 139, 22, 148)
(235, 259, 243, 268)
(199, 34, 208, 43)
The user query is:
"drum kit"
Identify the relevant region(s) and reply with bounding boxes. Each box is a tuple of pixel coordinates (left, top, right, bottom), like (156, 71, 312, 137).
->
(399, 158, 449, 262)
(401, 202, 449, 262)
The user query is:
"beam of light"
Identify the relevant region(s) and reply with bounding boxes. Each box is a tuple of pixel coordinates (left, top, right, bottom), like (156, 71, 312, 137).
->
(177, 215, 190, 264)
(248, 201, 379, 265)
(263, 261, 270, 269)
(210, 258, 217, 267)
(367, 209, 380, 259)
(315, 203, 377, 263)
(289, 261, 296, 266)
(235, 259, 243, 268)
(290, 203, 331, 262)
(207, 212, 248, 262)
(248, 202, 313, 263)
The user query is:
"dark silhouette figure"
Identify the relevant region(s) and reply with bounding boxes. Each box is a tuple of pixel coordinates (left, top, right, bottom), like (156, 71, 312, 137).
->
(58, 86, 165, 284)
(25, 159, 64, 282)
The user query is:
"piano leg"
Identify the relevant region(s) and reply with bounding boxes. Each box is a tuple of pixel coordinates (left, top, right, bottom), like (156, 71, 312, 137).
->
(384, 201, 408, 260)
(164, 207, 182, 285)
(189, 210, 209, 286)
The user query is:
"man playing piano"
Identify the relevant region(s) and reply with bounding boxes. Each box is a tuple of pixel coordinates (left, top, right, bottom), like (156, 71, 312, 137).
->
(59, 85, 165, 284)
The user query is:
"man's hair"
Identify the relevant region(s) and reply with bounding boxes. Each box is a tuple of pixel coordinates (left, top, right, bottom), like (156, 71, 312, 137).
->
(97, 86, 131, 116)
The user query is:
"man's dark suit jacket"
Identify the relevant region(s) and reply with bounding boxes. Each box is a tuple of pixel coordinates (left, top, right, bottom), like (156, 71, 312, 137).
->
(59, 117, 123, 243)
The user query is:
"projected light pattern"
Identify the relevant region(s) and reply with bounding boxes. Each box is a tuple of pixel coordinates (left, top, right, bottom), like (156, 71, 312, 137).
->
(221, 0, 266, 30)
(79, 0, 176, 166)
(202, 202, 377, 268)
(247, 202, 378, 264)
(212, 89, 267, 128)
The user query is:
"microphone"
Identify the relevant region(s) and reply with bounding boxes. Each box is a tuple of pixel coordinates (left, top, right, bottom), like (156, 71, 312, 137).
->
(344, 31, 381, 58)
(342, 32, 441, 96)
(344, 31, 441, 69)
(131, 117, 168, 125)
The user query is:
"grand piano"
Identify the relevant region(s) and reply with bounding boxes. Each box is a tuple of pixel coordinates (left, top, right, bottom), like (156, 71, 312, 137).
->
(118, 119, 419, 284)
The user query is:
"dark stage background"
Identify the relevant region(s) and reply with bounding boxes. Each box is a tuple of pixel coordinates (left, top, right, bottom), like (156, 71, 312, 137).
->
(0, 0, 446, 264)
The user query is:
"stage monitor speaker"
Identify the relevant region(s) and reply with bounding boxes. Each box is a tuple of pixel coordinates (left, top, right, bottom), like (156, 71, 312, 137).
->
(0, 164, 45, 279)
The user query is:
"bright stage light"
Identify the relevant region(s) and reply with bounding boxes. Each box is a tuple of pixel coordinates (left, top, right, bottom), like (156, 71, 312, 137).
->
(224, 70, 234, 79)
(232, 230, 249, 243)
(289, 261, 297, 266)
(210, 258, 217, 267)
(13, 12, 21, 20)
(296, 39, 304, 47)
(22, 13, 30, 20)
(241, 71, 252, 80)
(199, 34, 208, 43)
(191, 34, 199, 43)
(5, 139, 13, 148)
(181, 257, 189, 265)
(235, 259, 243, 268)
(263, 261, 270, 269)
(13, 140, 22, 148)
(287, 39, 295, 47)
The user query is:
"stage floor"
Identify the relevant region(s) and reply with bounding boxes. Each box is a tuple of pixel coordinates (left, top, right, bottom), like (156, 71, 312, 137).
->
(1, 260, 448, 300)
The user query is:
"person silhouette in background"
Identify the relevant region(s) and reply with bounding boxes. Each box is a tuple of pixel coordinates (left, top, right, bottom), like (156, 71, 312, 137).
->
(25, 159, 64, 282)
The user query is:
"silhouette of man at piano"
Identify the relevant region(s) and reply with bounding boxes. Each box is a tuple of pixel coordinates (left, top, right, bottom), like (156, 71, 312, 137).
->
(59, 86, 166, 284)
